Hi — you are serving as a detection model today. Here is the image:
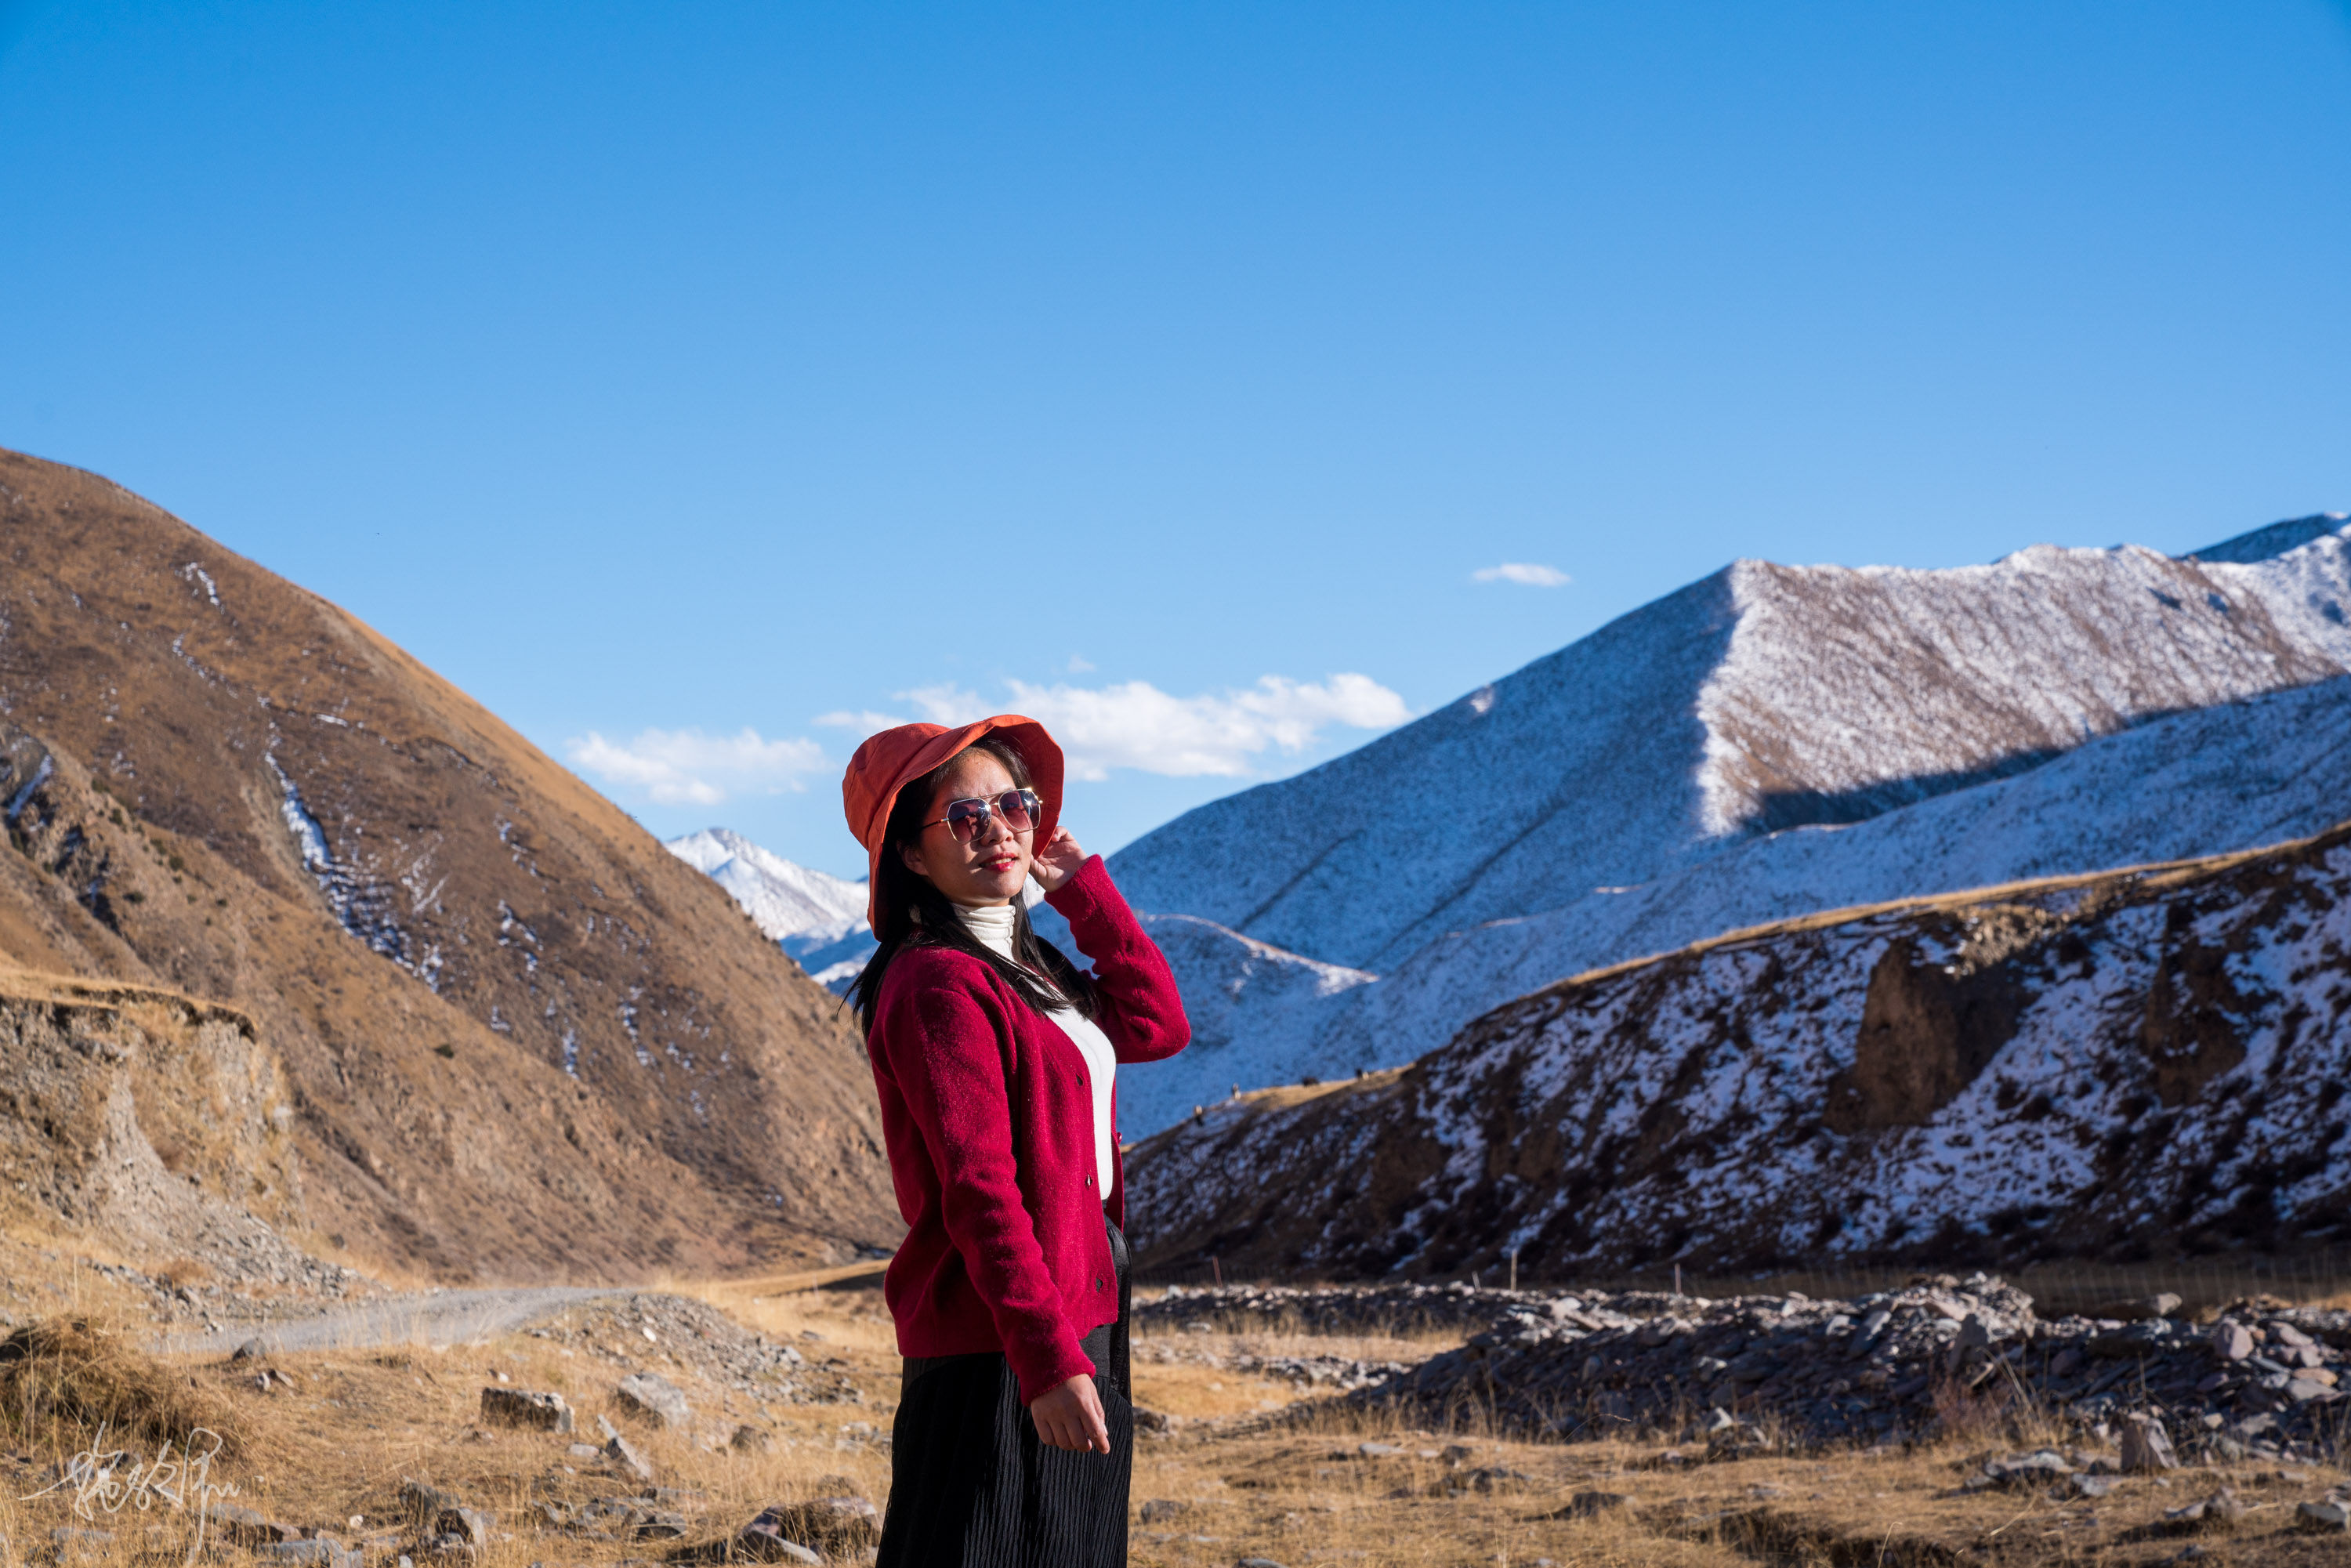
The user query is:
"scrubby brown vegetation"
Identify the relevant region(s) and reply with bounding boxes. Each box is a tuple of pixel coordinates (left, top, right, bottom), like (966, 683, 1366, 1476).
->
(0, 1315, 239, 1454)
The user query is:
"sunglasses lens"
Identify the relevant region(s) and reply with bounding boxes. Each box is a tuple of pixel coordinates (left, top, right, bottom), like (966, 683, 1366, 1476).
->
(998, 791, 1039, 831)
(944, 799, 988, 841)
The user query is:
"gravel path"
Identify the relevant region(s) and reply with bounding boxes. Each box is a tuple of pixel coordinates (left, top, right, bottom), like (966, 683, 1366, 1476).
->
(156, 1286, 622, 1356)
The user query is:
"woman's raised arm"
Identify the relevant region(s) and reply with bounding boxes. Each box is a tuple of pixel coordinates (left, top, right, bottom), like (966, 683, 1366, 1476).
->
(1040, 850, 1190, 1064)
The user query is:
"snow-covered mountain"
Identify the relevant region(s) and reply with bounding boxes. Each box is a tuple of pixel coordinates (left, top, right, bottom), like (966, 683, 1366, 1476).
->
(665, 829, 875, 986)
(1094, 516, 2351, 1135)
(1125, 810, 2351, 1276)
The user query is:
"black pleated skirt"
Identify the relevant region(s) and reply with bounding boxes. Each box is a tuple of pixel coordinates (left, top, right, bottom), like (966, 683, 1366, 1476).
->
(877, 1220, 1132, 1567)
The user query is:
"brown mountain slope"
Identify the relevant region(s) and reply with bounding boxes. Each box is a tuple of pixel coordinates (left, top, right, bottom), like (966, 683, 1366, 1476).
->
(1126, 817, 2351, 1279)
(0, 447, 896, 1280)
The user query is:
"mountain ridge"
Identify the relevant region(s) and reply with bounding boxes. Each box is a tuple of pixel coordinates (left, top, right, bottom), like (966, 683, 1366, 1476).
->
(0, 446, 899, 1280)
(1114, 527, 2351, 971)
(1096, 517, 2351, 1133)
(1125, 807, 2351, 1276)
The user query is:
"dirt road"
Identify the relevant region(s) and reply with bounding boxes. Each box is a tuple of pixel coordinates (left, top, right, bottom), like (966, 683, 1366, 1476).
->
(154, 1259, 890, 1357)
(158, 1287, 622, 1356)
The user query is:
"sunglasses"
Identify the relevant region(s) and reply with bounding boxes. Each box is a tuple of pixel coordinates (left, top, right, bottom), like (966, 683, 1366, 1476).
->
(922, 788, 1043, 843)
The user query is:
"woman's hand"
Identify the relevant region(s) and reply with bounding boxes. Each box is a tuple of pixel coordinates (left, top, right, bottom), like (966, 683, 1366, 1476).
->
(1028, 1372, 1110, 1453)
(1029, 824, 1088, 895)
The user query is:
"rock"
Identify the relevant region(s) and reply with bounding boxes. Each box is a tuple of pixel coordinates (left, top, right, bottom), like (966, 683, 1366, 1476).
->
(2288, 1378, 2337, 1403)
(397, 1483, 462, 1531)
(1134, 1405, 1172, 1432)
(617, 1373, 693, 1428)
(710, 1500, 879, 1565)
(1538, 1492, 1629, 1520)
(2212, 1322, 2255, 1361)
(2121, 1415, 2179, 1472)
(576, 1498, 645, 1536)
(729, 1424, 776, 1454)
(1982, 1450, 2073, 1487)
(437, 1509, 494, 1548)
(1237, 1560, 1289, 1568)
(1357, 1442, 1404, 1458)
(50, 1529, 114, 1563)
(604, 1434, 655, 1483)
(773, 1499, 878, 1551)
(728, 1512, 823, 1565)
(527, 1503, 571, 1532)
(2160, 1490, 2244, 1534)
(481, 1389, 574, 1433)
(2271, 1322, 2317, 1349)
(2298, 1500, 2351, 1532)
(1138, 1501, 1189, 1524)
(633, 1514, 688, 1541)
(597, 1413, 621, 1442)
(567, 1443, 603, 1461)
(212, 1505, 306, 1547)
(258, 1543, 359, 1568)
(2070, 1474, 2117, 1499)
(2089, 1322, 2176, 1358)
(231, 1338, 267, 1363)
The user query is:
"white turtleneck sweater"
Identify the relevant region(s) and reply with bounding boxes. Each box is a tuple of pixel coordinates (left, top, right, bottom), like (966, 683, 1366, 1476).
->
(956, 901, 1117, 1196)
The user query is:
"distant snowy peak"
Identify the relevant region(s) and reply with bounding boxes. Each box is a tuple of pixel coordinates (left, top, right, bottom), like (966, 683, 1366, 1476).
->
(664, 828, 868, 947)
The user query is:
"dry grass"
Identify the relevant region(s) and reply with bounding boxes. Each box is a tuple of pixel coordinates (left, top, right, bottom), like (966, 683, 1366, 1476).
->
(685, 1276, 903, 1360)
(0, 1315, 240, 1454)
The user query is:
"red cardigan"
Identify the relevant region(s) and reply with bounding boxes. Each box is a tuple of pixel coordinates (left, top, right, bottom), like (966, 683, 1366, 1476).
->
(868, 856, 1190, 1404)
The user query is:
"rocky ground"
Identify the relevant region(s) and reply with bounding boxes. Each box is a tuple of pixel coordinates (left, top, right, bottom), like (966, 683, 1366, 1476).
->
(7, 1262, 2351, 1565)
(1147, 1276, 2351, 1464)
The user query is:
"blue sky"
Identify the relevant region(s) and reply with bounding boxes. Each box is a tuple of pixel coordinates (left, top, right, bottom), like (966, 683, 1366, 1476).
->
(3, 2, 2347, 878)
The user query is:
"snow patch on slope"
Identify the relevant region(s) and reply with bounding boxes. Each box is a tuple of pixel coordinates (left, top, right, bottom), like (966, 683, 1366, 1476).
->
(268, 752, 435, 985)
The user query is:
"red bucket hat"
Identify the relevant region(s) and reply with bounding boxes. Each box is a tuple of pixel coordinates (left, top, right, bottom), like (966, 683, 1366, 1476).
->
(841, 715, 1064, 933)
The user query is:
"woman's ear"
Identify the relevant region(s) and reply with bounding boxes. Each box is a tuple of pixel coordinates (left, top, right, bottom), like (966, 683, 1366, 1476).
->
(899, 839, 929, 881)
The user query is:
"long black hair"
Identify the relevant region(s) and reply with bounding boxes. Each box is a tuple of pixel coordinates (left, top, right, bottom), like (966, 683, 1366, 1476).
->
(849, 737, 1099, 1036)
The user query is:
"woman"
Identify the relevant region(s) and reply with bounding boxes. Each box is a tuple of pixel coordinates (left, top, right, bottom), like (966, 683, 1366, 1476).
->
(842, 715, 1190, 1566)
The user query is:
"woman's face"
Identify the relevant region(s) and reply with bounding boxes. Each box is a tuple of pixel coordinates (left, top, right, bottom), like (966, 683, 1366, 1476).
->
(900, 748, 1034, 907)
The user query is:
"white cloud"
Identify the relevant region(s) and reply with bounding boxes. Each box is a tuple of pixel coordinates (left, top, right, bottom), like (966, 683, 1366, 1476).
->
(566, 726, 827, 806)
(813, 709, 911, 737)
(902, 674, 1411, 780)
(1473, 562, 1572, 587)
